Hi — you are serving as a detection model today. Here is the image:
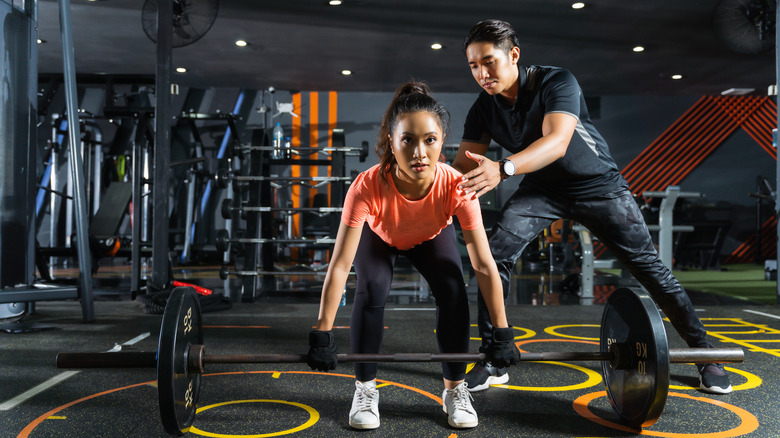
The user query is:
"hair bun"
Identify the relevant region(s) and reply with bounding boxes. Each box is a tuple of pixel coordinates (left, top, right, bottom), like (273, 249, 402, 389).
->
(398, 81, 431, 98)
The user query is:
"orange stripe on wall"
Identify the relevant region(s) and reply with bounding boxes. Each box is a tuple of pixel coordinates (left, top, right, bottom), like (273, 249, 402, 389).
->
(292, 93, 302, 238)
(310, 92, 319, 204)
(328, 91, 338, 204)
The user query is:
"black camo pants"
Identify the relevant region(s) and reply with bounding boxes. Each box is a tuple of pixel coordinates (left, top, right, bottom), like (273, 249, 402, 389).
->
(477, 183, 709, 352)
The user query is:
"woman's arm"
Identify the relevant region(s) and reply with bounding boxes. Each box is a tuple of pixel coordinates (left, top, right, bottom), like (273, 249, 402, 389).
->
(462, 226, 508, 328)
(315, 222, 364, 330)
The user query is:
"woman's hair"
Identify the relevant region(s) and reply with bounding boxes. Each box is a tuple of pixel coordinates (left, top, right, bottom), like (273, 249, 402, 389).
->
(376, 81, 450, 180)
(462, 19, 520, 55)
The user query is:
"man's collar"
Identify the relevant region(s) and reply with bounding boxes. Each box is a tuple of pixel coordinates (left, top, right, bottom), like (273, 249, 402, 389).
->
(494, 64, 526, 109)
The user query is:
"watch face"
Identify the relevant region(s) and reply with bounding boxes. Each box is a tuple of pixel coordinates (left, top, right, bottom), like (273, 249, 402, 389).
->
(503, 160, 515, 176)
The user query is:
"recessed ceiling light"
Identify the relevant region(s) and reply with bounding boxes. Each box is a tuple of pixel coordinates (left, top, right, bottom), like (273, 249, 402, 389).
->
(633, 46, 645, 52)
(431, 43, 443, 50)
(235, 40, 248, 47)
(671, 74, 683, 80)
(176, 67, 187, 73)
(329, 0, 342, 5)
(572, 2, 585, 9)
(341, 69, 352, 76)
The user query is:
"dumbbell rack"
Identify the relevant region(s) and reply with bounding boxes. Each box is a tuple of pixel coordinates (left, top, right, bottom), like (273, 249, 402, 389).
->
(222, 128, 353, 301)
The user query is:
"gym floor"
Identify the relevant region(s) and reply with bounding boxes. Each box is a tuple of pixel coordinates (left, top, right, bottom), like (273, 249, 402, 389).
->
(1, 265, 779, 438)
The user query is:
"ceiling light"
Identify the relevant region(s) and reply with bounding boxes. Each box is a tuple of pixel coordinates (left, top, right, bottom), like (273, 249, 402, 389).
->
(176, 67, 187, 73)
(37, 38, 46, 44)
(572, 2, 585, 9)
(671, 74, 683, 80)
(431, 43, 443, 50)
(329, 0, 342, 5)
(632, 46, 645, 52)
(341, 69, 352, 76)
(235, 40, 248, 47)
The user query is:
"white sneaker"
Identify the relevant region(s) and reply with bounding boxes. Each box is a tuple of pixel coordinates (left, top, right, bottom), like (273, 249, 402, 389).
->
(442, 382, 478, 428)
(349, 380, 380, 429)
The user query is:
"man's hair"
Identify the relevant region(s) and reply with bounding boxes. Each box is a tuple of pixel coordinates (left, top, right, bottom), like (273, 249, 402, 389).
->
(462, 19, 520, 54)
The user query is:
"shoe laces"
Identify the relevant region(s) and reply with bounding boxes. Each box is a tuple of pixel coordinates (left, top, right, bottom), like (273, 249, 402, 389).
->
(449, 384, 474, 411)
(355, 385, 377, 411)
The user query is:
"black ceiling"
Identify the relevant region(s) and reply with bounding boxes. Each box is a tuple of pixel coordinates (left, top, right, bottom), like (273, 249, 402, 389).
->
(36, 0, 777, 96)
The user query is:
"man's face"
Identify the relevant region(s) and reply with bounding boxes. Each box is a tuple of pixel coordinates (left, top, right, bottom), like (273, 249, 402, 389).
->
(466, 42, 520, 100)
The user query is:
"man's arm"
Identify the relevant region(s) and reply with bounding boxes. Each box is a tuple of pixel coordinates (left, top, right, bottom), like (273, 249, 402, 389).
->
(457, 112, 577, 198)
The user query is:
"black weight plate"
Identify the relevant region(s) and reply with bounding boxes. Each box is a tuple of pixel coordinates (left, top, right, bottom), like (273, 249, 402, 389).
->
(221, 198, 233, 220)
(600, 287, 669, 428)
(158, 287, 203, 435)
(215, 229, 229, 253)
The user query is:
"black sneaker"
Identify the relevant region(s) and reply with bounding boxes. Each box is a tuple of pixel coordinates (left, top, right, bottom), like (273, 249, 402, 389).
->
(698, 363, 732, 394)
(464, 362, 509, 392)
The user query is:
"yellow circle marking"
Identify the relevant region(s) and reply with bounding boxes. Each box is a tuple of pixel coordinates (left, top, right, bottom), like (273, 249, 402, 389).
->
(492, 339, 602, 392)
(19, 371, 443, 437)
(573, 391, 759, 437)
(468, 323, 535, 341)
(189, 399, 318, 438)
(544, 324, 600, 341)
(494, 360, 602, 391)
(669, 366, 762, 392)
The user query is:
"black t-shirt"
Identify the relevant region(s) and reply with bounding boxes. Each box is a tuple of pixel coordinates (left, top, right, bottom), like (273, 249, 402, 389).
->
(462, 65, 627, 197)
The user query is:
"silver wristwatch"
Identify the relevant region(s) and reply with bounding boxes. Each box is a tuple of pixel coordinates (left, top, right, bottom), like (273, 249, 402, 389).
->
(499, 158, 516, 179)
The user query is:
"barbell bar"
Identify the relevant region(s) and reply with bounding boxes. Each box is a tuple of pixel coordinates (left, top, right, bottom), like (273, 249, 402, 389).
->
(235, 142, 369, 161)
(218, 265, 336, 280)
(215, 169, 353, 189)
(55, 286, 745, 435)
(215, 228, 336, 252)
(220, 198, 342, 220)
(56, 347, 743, 373)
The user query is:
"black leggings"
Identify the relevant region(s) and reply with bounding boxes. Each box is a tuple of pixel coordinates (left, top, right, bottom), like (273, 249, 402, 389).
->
(351, 224, 470, 382)
(477, 184, 709, 351)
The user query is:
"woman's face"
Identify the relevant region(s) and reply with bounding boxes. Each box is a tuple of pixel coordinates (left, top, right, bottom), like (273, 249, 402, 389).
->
(390, 111, 444, 185)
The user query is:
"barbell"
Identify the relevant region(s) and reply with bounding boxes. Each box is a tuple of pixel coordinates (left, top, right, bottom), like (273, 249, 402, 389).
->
(55, 286, 744, 435)
(215, 228, 336, 252)
(215, 170, 354, 190)
(220, 198, 342, 220)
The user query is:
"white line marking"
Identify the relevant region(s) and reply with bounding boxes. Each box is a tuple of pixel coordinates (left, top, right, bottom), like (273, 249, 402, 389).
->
(0, 333, 151, 411)
(743, 309, 780, 320)
(123, 332, 151, 346)
(0, 371, 79, 411)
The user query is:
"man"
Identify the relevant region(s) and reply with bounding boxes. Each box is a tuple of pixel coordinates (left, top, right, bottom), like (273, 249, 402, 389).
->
(451, 19, 731, 395)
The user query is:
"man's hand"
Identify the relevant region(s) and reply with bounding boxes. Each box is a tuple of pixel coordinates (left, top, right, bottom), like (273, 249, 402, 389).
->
(457, 151, 502, 199)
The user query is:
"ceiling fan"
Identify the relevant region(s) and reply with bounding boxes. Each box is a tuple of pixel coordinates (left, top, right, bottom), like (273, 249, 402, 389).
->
(141, 0, 219, 48)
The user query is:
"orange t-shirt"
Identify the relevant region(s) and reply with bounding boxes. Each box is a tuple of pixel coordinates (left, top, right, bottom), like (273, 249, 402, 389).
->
(342, 162, 483, 250)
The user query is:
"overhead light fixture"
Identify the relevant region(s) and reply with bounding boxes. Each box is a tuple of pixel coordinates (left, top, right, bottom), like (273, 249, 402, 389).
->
(431, 43, 443, 50)
(671, 74, 683, 80)
(329, 0, 342, 5)
(176, 67, 188, 73)
(572, 2, 585, 9)
(632, 46, 645, 52)
(37, 38, 46, 44)
(341, 69, 352, 76)
(235, 40, 248, 47)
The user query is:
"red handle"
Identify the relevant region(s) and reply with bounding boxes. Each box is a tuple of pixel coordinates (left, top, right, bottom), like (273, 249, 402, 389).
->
(172, 281, 212, 296)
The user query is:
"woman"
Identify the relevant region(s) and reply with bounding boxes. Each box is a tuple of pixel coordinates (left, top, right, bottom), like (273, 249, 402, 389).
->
(306, 81, 519, 430)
